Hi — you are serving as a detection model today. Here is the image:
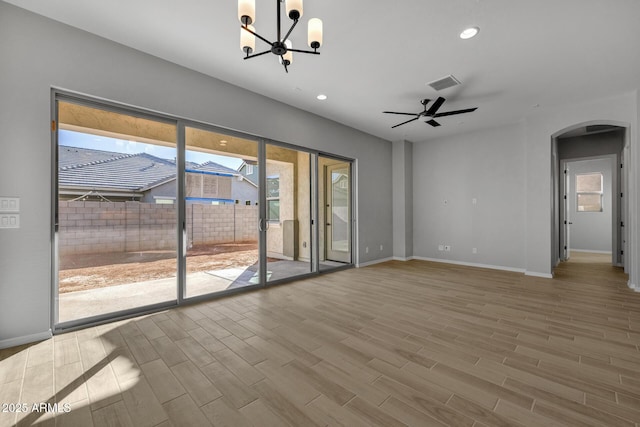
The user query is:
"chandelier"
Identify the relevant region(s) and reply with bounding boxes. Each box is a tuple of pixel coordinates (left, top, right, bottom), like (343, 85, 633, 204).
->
(238, 0, 323, 73)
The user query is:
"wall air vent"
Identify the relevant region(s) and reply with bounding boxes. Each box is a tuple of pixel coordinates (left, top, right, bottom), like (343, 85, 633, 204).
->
(427, 74, 461, 91)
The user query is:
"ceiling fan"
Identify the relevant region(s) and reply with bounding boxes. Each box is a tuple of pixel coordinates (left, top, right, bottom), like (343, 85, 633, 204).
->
(383, 97, 477, 128)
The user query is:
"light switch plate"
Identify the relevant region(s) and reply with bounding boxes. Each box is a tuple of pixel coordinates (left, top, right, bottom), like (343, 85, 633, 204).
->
(0, 197, 20, 213)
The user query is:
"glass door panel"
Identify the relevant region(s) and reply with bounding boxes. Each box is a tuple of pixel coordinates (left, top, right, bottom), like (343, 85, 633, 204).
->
(185, 126, 260, 298)
(56, 100, 178, 324)
(319, 156, 352, 269)
(265, 144, 314, 282)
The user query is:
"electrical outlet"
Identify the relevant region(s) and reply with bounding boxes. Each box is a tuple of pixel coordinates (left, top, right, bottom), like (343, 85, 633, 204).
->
(380, 245, 383, 251)
(365, 246, 369, 254)
(472, 247, 477, 254)
(444, 245, 451, 252)
(472, 198, 477, 205)
(438, 244, 444, 251)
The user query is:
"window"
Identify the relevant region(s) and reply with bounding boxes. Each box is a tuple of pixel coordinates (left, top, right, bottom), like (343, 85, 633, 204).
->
(246, 164, 254, 175)
(154, 197, 175, 205)
(267, 175, 279, 221)
(576, 172, 603, 212)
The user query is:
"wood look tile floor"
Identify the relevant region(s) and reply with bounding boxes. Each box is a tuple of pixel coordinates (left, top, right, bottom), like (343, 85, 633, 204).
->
(2, 252, 639, 426)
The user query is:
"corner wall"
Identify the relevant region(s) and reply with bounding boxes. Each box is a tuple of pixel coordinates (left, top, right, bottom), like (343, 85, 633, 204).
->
(392, 140, 413, 260)
(0, 3, 393, 347)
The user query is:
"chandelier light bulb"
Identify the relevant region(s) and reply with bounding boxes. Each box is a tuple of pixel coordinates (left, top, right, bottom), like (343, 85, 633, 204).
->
(238, 0, 255, 25)
(280, 40, 293, 65)
(240, 25, 255, 54)
(308, 18, 323, 49)
(286, 0, 303, 20)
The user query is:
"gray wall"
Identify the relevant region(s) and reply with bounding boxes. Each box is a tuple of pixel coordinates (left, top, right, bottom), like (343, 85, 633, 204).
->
(0, 3, 393, 347)
(567, 158, 613, 252)
(412, 123, 526, 270)
(411, 102, 637, 277)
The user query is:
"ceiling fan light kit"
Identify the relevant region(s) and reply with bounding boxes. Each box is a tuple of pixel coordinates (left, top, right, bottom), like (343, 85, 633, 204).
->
(383, 97, 477, 129)
(238, 0, 323, 73)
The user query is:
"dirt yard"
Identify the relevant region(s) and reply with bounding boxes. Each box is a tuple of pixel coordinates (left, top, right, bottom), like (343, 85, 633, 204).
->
(59, 242, 259, 293)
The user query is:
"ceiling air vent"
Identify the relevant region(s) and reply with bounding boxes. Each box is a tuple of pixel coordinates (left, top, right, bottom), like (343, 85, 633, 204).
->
(427, 74, 461, 91)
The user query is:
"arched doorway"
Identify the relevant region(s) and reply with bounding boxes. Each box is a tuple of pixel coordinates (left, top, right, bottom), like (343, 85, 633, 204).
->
(551, 121, 629, 274)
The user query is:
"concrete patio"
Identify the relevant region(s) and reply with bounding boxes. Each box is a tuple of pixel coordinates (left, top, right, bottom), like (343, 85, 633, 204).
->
(58, 260, 319, 323)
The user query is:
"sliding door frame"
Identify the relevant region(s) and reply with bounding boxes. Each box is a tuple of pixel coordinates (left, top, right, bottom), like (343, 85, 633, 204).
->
(52, 89, 182, 333)
(51, 88, 355, 333)
(262, 139, 319, 287)
(317, 152, 356, 271)
(178, 119, 264, 304)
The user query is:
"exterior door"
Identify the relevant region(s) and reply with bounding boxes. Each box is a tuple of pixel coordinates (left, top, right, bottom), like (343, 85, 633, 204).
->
(325, 162, 351, 263)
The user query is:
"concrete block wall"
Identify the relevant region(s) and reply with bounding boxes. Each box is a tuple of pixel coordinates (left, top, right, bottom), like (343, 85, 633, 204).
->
(234, 205, 259, 242)
(59, 201, 258, 255)
(59, 201, 129, 254)
(187, 204, 235, 246)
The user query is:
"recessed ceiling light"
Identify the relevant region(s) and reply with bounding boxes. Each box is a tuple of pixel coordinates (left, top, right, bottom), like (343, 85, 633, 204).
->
(460, 27, 479, 39)
(220, 140, 228, 145)
(317, 94, 327, 100)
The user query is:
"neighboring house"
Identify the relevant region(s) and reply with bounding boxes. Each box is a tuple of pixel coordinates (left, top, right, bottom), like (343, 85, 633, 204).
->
(188, 161, 258, 205)
(58, 146, 258, 204)
(238, 161, 258, 185)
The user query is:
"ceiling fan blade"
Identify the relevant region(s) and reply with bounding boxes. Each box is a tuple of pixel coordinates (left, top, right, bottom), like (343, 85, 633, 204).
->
(426, 97, 446, 116)
(433, 107, 477, 117)
(383, 111, 419, 116)
(391, 116, 419, 128)
(426, 119, 441, 127)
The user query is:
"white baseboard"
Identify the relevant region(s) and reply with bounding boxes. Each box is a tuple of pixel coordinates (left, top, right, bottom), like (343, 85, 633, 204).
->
(525, 271, 554, 279)
(411, 256, 526, 274)
(357, 257, 394, 268)
(570, 249, 612, 254)
(0, 330, 52, 350)
(628, 280, 639, 292)
(360, 256, 555, 279)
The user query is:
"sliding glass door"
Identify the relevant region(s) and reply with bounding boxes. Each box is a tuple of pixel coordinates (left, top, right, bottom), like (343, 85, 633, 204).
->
(264, 143, 314, 282)
(53, 91, 354, 330)
(184, 126, 260, 298)
(55, 99, 178, 324)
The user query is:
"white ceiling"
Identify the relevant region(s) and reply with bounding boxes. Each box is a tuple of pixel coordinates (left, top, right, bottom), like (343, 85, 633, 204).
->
(7, 0, 640, 143)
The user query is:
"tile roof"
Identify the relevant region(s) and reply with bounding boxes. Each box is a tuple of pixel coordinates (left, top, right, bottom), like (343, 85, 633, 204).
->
(190, 161, 238, 176)
(58, 146, 236, 192)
